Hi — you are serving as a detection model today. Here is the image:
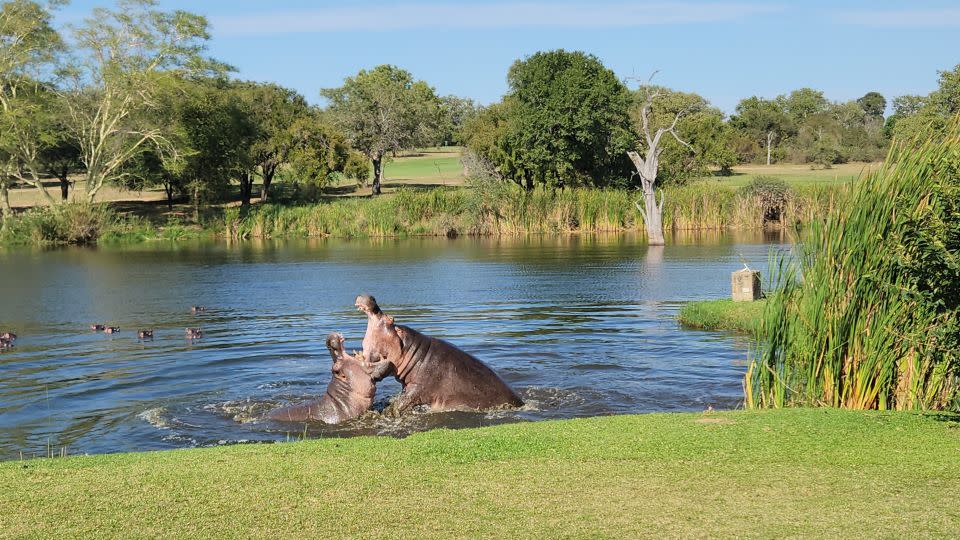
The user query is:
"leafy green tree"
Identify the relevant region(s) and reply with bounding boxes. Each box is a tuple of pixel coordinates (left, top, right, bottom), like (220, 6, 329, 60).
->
(630, 87, 732, 182)
(322, 65, 440, 195)
(121, 78, 256, 209)
(776, 88, 829, 123)
(498, 50, 635, 189)
(461, 101, 512, 181)
(729, 97, 792, 165)
(434, 95, 477, 147)
(857, 91, 886, 119)
(285, 112, 351, 193)
(233, 82, 309, 202)
(62, 0, 223, 202)
(887, 64, 960, 141)
(0, 0, 64, 211)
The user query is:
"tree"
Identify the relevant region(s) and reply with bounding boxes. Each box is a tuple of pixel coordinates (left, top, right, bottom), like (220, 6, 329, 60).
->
(62, 0, 222, 202)
(495, 50, 634, 190)
(626, 80, 696, 246)
(730, 97, 792, 165)
(233, 82, 309, 203)
(285, 111, 351, 194)
(434, 95, 477, 147)
(120, 78, 256, 209)
(776, 88, 829, 123)
(631, 87, 730, 182)
(322, 65, 440, 195)
(0, 0, 64, 213)
(857, 91, 886, 119)
(887, 64, 960, 141)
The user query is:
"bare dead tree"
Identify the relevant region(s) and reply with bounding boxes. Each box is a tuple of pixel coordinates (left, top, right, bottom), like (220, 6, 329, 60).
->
(627, 74, 695, 246)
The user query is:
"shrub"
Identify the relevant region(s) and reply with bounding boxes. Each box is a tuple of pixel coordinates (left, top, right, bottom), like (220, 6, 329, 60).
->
(343, 152, 371, 186)
(737, 176, 791, 223)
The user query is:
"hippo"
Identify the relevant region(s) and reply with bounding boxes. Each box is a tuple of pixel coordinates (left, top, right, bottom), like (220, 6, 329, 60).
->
(268, 332, 391, 424)
(355, 294, 523, 414)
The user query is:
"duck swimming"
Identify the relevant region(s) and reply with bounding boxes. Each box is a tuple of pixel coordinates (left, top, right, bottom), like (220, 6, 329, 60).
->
(185, 328, 203, 339)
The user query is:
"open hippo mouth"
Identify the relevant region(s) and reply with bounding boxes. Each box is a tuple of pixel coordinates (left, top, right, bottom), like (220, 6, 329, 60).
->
(355, 294, 383, 317)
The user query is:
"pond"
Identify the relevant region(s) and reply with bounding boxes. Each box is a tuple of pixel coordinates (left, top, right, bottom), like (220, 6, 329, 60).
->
(0, 231, 789, 459)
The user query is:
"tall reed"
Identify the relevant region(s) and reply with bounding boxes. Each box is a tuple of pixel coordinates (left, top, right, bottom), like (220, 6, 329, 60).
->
(746, 121, 960, 411)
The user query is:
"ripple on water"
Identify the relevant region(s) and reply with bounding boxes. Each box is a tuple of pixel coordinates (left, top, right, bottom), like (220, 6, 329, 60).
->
(0, 234, 780, 458)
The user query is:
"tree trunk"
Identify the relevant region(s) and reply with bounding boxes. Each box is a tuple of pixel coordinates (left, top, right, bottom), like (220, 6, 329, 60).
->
(164, 183, 174, 210)
(639, 190, 665, 246)
(766, 131, 774, 166)
(240, 172, 253, 206)
(261, 166, 275, 202)
(59, 169, 70, 201)
(0, 181, 11, 221)
(524, 173, 534, 191)
(371, 156, 383, 196)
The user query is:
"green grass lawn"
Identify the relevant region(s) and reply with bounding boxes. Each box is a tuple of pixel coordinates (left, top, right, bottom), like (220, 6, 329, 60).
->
(2, 409, 959, 538)
(678, 298, 766, 334)
(383, 151, 464, 184)
(697, 162, 880, 188)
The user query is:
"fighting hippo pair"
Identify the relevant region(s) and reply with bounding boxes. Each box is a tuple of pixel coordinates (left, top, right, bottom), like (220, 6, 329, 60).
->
(268, 295, 522, 424)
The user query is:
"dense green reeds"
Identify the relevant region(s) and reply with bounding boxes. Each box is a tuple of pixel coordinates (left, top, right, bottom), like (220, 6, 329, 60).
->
(221, 182, 844, 240)
(0, 204, 207, 246)
(746, 121, 960, 411)
(1, 180, 846, 246)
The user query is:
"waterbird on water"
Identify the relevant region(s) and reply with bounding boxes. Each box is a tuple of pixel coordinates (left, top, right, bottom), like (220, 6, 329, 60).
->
(191, 306, 206, 314)
(90, 324, 106, 331)
(0, 337, 13, 349)
(0, 332, 16, 341)
(138, 330, 154, 340)
(185, 328, 203, 339)
(104, 327, 120, 334)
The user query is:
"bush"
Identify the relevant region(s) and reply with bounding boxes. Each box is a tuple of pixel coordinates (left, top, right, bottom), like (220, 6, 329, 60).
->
(343, 152, 371, 186)
(0, 204, 115, 245)
(737, 176, 791, 223)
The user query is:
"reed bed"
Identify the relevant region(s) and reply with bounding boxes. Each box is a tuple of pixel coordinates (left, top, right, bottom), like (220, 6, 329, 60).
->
(222, 182, 843, 240)
(746, 122, 960, 411)
(1, 181, 846, 246)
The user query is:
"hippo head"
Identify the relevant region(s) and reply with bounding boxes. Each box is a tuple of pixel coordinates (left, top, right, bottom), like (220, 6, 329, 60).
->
(325, 332, 346, 361)
(355, 294, 382, 316)
(356, 295, 404, 364)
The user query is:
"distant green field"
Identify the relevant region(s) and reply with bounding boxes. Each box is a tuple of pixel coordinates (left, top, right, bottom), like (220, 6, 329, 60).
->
(383, 151, 464, 184)
(699, 162, 879, 188)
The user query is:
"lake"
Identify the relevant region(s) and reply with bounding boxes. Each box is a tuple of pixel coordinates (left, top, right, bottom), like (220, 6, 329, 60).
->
(0, 231, 789, 459)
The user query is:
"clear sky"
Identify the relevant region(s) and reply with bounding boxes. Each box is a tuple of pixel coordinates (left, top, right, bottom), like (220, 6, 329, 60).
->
(57, 1, 960, 114)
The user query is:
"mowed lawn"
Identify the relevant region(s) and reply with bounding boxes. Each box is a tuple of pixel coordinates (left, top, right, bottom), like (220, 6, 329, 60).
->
(700, 162, 880, 188)
(2, 409, 959, 538)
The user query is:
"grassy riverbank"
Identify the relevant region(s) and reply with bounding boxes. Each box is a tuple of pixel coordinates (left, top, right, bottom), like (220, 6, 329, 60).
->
(678, 299, 766, 334)
(0, 180, 846, 246)
(2, 409, 959, 538)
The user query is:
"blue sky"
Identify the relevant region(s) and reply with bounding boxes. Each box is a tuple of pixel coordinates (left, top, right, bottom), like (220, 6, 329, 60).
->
(58, 1, 960, 114)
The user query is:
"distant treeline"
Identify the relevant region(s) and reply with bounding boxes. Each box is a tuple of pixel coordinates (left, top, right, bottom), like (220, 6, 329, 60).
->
(2, 0, 958, 216)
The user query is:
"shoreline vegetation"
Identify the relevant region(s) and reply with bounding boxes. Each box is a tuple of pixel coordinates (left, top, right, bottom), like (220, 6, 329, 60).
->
(677, 299, 766, 334)
(0, 174, 849, 247)
(3, 409, 959, 537)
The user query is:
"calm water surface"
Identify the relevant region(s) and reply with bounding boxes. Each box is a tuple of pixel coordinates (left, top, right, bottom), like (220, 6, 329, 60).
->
(0, 232, 789, 459)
